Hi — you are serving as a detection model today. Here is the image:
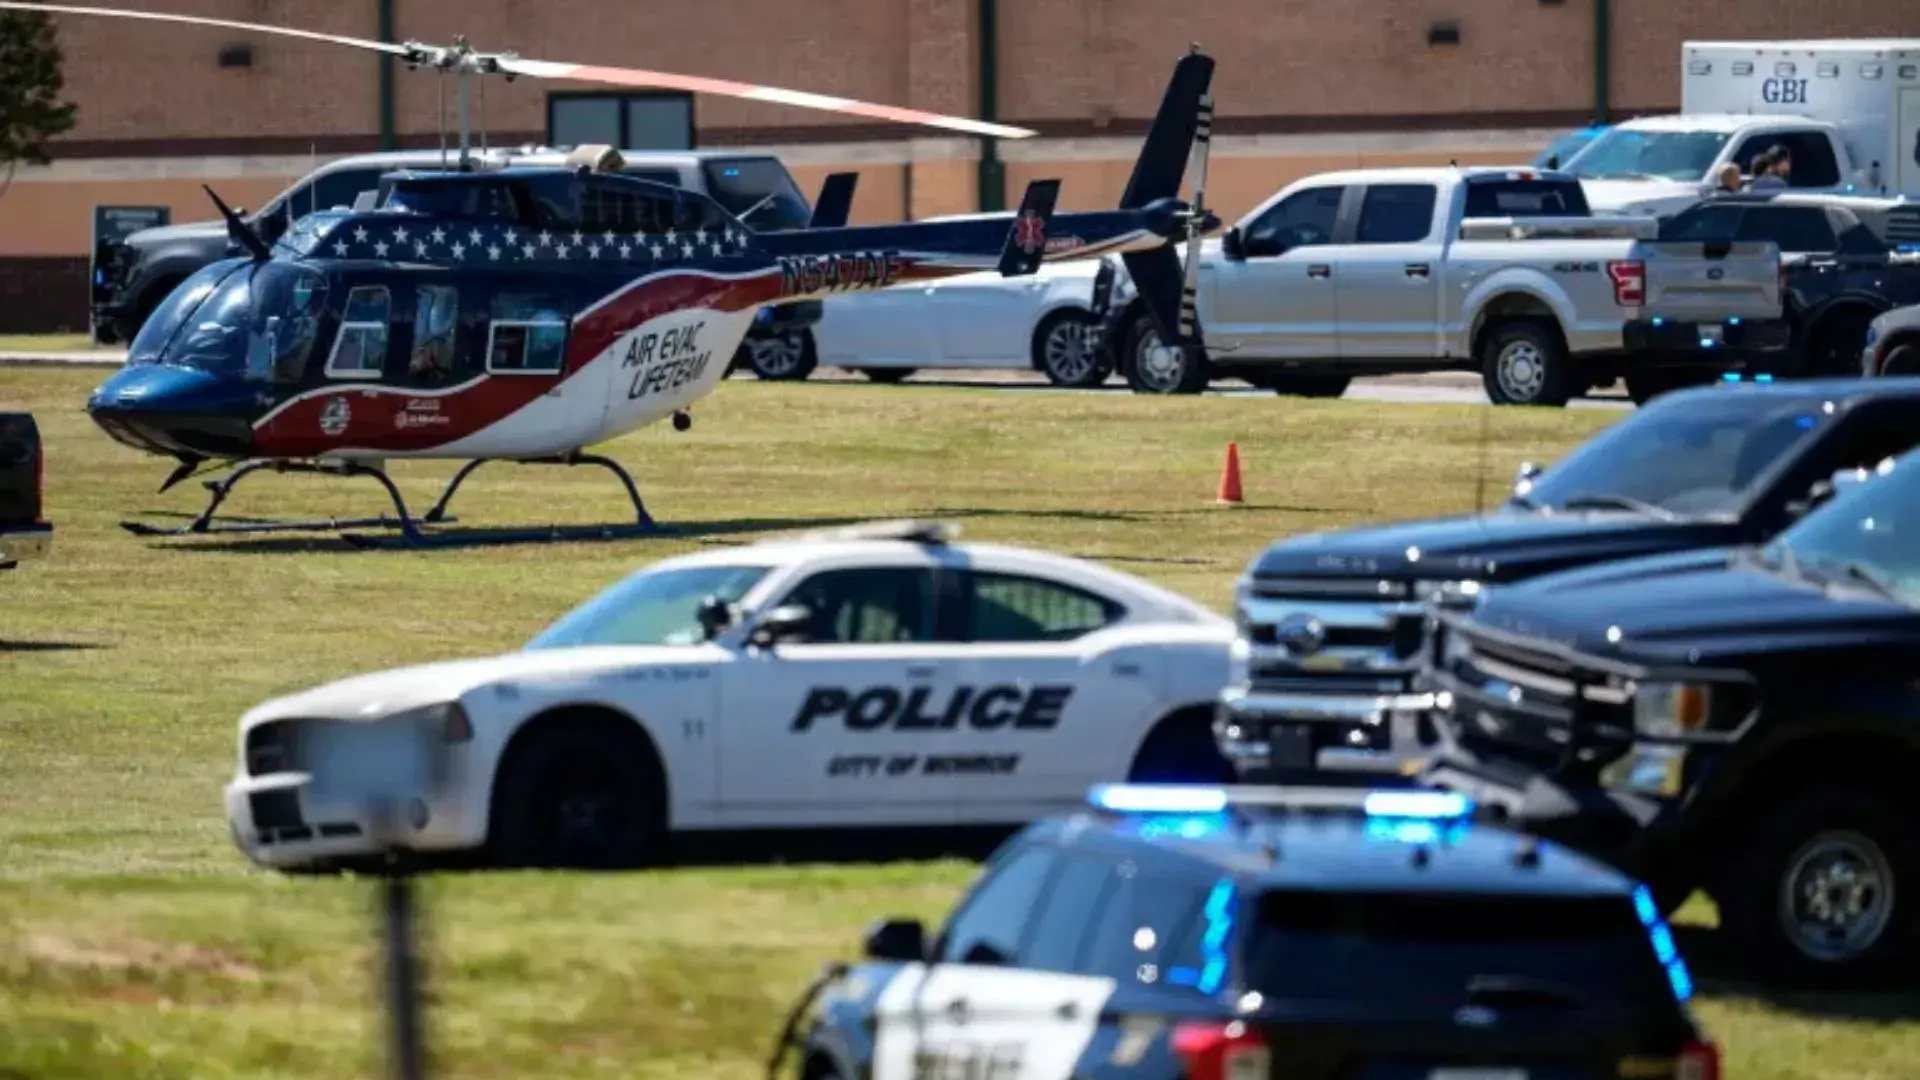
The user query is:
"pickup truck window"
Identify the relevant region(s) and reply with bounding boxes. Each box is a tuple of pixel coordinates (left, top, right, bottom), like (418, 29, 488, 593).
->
(1736, 207, 1838, 254)
(1659, 204, 1744, 243)
(1355, 184, 1437, 243)
(1567, 129, 1729, 181)
(1517, 394, 1828, 518)
(1463, 179, 1588, 218)
(1730, 132, 1841, 189)
(1245, 186, 1345, 254)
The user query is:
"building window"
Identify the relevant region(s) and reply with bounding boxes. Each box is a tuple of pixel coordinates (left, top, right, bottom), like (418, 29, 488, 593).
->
(548, 92, 694, 150)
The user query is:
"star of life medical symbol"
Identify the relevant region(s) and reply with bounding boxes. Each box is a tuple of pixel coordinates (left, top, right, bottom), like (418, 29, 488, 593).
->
(1015, 210, 1046, 254)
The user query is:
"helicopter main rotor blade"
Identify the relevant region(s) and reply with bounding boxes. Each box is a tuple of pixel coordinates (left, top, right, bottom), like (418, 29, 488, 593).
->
(0, 2, 414, 57)
(499, 58, 1034, 139)
(3, 1, 1033, 140)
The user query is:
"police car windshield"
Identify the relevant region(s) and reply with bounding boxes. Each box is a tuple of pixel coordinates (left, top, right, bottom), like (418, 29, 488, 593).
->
(1566, 128, 1729, 181)
(526, 565, 771, 648)
(1242, 890, 1672, 1004)
(1765, 453, 1920, 607)
(1514, 393, 1827, 519)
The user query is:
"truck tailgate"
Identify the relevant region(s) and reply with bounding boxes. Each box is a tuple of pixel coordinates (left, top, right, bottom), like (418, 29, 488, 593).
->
(1637, 240, 1782, 322)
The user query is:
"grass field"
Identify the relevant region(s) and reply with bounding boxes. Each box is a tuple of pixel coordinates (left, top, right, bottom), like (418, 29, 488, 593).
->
(2, 365, 1915, 1079)
(0, 335, 105, 355)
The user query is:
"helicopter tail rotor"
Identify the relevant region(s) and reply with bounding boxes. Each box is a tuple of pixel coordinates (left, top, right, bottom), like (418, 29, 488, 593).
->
(1115, 45, 1218, 352)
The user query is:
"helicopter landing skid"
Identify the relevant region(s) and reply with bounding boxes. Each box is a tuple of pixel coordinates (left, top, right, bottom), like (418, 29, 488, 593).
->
(120, 459, 450, 539)
(336, 452, 663, 550)
(124, 454, 662, 550)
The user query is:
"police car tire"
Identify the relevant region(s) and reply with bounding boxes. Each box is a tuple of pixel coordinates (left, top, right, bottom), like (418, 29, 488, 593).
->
(741, 330, 819, 382)
(1034, 309, 1108, 388)
(1716, 785, 1920, 988)
(1878, 343, 1920, 376)
(487, 714, 666, 870)
(1126, 710, 1236, 784)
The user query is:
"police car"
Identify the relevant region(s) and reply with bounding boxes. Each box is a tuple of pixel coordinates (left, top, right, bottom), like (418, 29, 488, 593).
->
(223, 521, 1236, 870)
(772, 785, 1719, 1080)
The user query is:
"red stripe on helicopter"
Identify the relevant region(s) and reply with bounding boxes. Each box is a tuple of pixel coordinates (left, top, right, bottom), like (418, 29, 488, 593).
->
(250, 268, 784, 458)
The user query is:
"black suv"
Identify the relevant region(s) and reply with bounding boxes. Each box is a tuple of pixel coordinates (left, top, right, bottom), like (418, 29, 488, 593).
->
(1424, 434, 1920, 987)
(773, 784, 1719, 1080)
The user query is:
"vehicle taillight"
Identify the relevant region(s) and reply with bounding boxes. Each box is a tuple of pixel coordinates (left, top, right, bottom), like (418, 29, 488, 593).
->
(1677, 1039, 1720, 1080)
(1172, 1021, 1269, 1080)
(1608, 260, 1646, 307)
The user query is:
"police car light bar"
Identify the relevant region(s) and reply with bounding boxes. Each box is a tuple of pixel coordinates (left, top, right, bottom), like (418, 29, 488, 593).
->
(1085, 784, 1479, 821)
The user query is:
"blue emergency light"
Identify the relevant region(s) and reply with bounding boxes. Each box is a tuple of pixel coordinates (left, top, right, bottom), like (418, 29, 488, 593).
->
(1085, 784, 1478, 821)
(1088, 783, 1230, 814)
(1363, 790, 1474, 819)
(1633, 884, 1696, 1003)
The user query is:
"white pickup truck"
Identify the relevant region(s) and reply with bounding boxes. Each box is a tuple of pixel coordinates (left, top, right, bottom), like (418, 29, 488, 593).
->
(1100, 166, 1792, 406)
(1568, 115, 1871, 219)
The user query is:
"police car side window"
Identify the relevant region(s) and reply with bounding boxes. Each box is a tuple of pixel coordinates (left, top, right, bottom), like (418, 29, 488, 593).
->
(937, 846, 1058, 966)
(780, 568, 936, 644)
(1082, 868, 1208, 988)
(1019, 853, 1115, 973)
(962, 572, 1124, 643)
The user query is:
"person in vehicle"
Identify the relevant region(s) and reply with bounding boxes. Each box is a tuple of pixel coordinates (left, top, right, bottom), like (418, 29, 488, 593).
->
(1715, 162, 1744, 194)
(1746, 146, 1791, 190)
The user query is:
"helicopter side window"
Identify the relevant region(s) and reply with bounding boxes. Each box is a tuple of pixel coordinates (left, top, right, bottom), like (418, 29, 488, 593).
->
(409, 284, 461, 383)
(326, 285, 392, 379)
(580, 183, 674, 235)
(486, 292, 570, 375)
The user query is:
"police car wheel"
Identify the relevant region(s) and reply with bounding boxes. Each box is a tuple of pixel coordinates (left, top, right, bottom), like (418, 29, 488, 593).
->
(1877, 343, 1920, 376)
(1034, 309, 1107, 388)
(1127, 711, 1235, 784)
(1717, 785, 1919, 988)
(488, 716, 664, 870)
(743, 330, 818, 381)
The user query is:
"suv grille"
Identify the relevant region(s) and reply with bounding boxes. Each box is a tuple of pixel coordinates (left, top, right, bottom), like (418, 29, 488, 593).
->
(1240, 577, 1428, 693)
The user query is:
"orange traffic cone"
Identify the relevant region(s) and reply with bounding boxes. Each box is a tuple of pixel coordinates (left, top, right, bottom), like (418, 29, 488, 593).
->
(1217, 442, 1244, 505)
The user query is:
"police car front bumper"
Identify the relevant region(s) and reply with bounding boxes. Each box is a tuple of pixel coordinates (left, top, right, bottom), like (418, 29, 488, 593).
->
(1216, 685, 1437, 785)
(223, 767, 479, 870)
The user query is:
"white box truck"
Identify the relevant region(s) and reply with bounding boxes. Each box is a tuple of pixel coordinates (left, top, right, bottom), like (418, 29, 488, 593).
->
(1569, 39, 1920, 218)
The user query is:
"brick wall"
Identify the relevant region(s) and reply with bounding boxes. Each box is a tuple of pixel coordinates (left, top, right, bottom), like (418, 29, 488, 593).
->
(0, 259, 89, 334)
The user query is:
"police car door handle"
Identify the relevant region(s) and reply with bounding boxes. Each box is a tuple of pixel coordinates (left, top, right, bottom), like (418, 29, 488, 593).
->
(1111, 661, 1141, 677)
(905, 664, 940, 679)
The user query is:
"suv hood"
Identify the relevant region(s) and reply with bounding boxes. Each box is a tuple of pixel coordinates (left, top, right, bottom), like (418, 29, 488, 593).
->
(241, 644, 726, 726)
(122, 220, 229, 249)
(1249, 510, 1737, 583)
(1465, 547, 1920, 661)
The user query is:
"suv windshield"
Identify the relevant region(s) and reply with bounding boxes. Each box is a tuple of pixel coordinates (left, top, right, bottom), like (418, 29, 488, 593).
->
(1763, 453, 1920, 606)
(702, 157, 812, 231)
(1566, 129, 1730, 181)
(1515, 392, 1830, 519)
(527, 565, 772, 648)
(1242, 890, 1676, 1004)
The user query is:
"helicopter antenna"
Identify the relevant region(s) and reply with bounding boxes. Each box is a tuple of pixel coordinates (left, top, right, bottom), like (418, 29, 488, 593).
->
(202, 184, 271, 261)
(436, 71, 448, 169)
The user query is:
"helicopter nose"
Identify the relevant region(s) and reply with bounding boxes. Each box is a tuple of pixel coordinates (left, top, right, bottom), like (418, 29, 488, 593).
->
(87, 365, 260, 459)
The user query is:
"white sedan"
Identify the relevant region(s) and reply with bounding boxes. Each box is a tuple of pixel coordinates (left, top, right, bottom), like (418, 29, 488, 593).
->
(223, 521, 1234, 871)
(736, 216, 1109, 387)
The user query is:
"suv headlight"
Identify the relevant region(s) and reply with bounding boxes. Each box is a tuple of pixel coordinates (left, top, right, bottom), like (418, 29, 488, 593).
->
(379, 700, 473, 744)
(1632, 682, 1711, 737)
(1415, 579, 1483, 609)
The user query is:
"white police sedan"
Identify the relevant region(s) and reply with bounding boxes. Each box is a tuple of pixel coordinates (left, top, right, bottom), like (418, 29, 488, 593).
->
(224, 521, 1235, 870)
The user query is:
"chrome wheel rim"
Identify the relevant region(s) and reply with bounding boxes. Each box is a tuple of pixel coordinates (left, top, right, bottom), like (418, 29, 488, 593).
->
(1496, 340, 1546, 402)
(1044, 319, 1095, 382)
(748, 333, 804, 378)
(1134, 326, 1183, 392)
(1779, 829, 1896, 962)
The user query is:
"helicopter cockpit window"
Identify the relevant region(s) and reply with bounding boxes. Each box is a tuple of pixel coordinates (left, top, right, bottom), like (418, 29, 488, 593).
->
(326, 285, 392, 379)
(410, 285, 460, 381)
(244, 263, 329, 384)
(486, 292, 570, 375)
(580, 182, 675, 235)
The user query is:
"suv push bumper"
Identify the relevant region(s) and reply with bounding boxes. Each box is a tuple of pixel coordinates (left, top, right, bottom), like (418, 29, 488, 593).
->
(1419, 746, 1682, 874)
(1623, 316, 1793, 365)
(1216, 685, 1436, 785)
(0, 523, 52, 568)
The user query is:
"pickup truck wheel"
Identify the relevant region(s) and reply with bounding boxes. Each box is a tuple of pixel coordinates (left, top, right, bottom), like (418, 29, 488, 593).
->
(1122, 314, 1209, 394)
(1480, 321, 1573, 407)
(1716, 786, 1919, 988)
(1034, 310, 1107, 388)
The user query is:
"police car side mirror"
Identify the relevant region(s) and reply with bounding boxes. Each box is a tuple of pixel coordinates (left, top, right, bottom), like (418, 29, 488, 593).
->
(696, 595, 733, 640)
(1221, 226, 1247, 260)
(862, 917, 927, 962)
(750, 603, 814, 648)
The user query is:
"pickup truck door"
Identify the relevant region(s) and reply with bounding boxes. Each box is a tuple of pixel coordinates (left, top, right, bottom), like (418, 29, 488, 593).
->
(1207, 184, 1350, 358)
(1332, 182, 1445, 359)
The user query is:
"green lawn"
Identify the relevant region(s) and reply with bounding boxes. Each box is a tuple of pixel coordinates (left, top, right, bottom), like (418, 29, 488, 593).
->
(1, 366, 1913, 1079)
(0, 334, 109, 355)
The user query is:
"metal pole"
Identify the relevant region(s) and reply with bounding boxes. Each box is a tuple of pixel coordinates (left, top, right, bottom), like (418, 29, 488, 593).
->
(377, 0, 396, 150)
(1593, 0, 1611, 126)
(976, 0, 1005, 212)
(456, 68, 472, 168)
(381, 865, 427, 1080)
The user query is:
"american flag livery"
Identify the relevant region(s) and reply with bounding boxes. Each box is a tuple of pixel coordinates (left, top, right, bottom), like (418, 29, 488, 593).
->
(280, 212, 754, 267)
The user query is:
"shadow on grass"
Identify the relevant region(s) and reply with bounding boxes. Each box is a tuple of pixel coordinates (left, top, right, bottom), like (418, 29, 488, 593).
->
(1673, 924, 1920, 1022)
(918, 504, 1348, 522)
(141, 515, 876, 555)
(0, 639, 107, 653)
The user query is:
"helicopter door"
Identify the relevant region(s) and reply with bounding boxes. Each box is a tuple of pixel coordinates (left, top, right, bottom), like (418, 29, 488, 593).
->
(481, 289, 585, 453)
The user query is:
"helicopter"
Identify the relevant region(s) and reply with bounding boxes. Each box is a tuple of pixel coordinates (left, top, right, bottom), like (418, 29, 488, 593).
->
(11, 3, 1221, 549)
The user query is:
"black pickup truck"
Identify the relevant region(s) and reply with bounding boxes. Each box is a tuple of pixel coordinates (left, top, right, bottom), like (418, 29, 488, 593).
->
(1422, 430, 1920, 988)
(1218, 378, 1920, 789)
(1636, 193, 1920, 400)
(0, 413, 50, 572)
